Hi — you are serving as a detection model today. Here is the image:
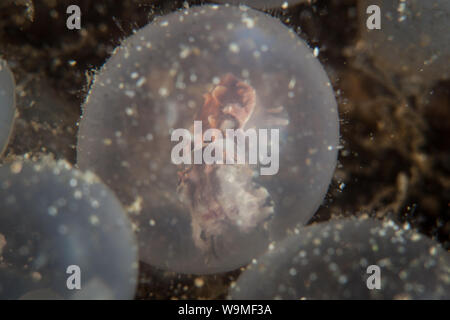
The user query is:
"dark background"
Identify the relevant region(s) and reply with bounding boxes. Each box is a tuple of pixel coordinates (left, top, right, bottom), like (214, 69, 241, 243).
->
(0, 0, 448, 299)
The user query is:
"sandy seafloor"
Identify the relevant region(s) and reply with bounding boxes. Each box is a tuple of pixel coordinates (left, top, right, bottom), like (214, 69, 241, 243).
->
(0, 0, 448, 299)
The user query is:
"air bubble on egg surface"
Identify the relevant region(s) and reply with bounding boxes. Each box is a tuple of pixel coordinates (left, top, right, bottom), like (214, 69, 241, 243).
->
(230, 218, 450, 299)
(0, 158, 138, 299)
(358, 0, 450, 92)
(77, 5, 339, 274)
(0, 59, 16, 156)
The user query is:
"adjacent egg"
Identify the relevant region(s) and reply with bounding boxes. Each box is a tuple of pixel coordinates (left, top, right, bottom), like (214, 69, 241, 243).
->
(0, 158, 138, 299)
(358, 0, 450, 92)
(77, 5, 339, 274)
(0, 59, 16, 156)
(230, 218, 450, 299)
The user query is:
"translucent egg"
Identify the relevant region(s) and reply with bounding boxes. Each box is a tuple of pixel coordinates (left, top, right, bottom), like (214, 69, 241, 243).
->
(358, 0, 450, 91)
(230, 218, 450, 299)
(212, 0, 308, 10)
(77, 5, 339, 274)
(0, 59, 16, 156)
(0, 158, 138, 299)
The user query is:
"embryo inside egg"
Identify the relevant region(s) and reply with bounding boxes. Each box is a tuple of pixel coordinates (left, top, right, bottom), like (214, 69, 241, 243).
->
(77, 4, 339, 274)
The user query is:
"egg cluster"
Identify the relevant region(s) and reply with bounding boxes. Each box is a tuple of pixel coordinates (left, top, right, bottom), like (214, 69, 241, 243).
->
(0, 1, 449, 300)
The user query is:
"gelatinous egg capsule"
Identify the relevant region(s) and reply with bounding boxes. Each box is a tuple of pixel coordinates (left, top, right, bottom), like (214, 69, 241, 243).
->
(212, 0, 308, 10)
(230, 218, 450, 299)
(0, 59, 16, 157)
(0, 158, 138, 299)
(77, 4, 339, 274)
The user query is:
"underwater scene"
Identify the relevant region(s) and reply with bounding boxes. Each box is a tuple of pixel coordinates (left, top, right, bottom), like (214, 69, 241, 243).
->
(0, 0, 449, 301)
